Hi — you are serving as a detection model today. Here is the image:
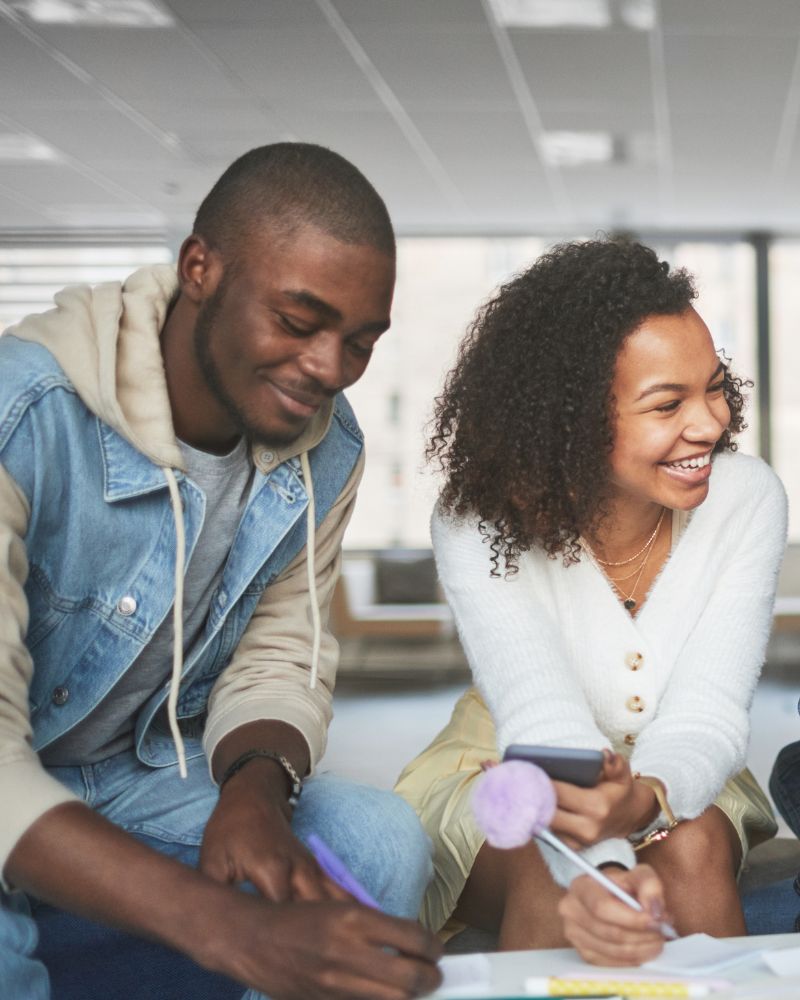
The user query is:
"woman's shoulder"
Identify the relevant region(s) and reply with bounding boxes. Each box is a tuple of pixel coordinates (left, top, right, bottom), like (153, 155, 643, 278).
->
(700, 451, 788, 540)
(708, 450, 786, 507)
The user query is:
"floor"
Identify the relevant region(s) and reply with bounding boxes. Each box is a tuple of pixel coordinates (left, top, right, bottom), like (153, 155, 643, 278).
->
(322, 661, 800, 837)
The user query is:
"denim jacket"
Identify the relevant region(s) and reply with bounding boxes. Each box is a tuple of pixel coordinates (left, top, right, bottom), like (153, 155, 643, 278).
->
(0, 266, 363, 869)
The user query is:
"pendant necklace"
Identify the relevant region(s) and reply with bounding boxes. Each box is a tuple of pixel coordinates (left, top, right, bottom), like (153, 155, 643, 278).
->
(586, 508, 666, 613)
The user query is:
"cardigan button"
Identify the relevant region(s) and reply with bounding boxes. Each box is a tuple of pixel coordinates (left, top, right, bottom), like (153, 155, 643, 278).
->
(623, 733, 637, 746)
(626, 695, 645, 713)
(52, 686, 69, 706)
(625, 651, 644, 670)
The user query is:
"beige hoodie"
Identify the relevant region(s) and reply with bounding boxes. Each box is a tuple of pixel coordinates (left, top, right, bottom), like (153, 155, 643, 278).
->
(0, 265, 361, 873)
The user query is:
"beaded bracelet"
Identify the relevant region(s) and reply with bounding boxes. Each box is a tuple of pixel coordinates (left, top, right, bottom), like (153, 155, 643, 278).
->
(219, 749, 303, 806)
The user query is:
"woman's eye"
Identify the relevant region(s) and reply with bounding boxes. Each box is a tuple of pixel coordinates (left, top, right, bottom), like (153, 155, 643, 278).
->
(655, 400, 680, 413)
(708, 381, 725, 394)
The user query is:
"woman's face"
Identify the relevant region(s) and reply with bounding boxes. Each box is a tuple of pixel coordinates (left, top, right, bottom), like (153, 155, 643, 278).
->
(608, 307, 731, 512)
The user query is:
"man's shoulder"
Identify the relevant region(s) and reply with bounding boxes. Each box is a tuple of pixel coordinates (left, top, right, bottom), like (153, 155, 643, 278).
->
(0, 334, 76, 426)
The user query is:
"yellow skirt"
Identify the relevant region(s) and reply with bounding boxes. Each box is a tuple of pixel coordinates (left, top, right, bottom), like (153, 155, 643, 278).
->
(395, 687, 777, 934)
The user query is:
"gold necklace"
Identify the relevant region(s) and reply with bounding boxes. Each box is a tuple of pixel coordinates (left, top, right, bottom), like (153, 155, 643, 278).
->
(590, 509, 666, 567)
(604, 556, 651, 584)
(585, 508, 666, 613)
(613, 536, 658, 612)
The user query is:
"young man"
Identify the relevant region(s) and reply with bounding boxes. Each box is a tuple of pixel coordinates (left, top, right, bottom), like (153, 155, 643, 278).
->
(0, 143, 441, 1000)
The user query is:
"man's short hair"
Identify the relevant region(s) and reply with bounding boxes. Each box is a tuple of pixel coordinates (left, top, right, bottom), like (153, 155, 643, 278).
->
(193, 142, 395, 261)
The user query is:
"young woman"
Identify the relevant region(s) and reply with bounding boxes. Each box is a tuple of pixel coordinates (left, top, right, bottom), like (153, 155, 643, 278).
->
(395, 238, 786, 962)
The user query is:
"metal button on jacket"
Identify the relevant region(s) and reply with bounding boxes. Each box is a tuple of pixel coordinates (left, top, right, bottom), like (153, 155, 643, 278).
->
(626, 695, 645, 713)
(116, 595, 137, 616)
(52, 686, 69, 706)
(625, 651, 644, 671)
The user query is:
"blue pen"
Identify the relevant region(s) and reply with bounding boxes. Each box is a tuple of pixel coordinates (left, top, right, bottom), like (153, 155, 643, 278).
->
(307, 833, 382, 910)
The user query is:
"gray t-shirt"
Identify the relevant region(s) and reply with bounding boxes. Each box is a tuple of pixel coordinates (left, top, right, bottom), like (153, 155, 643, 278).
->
(42, 436, 254, 765)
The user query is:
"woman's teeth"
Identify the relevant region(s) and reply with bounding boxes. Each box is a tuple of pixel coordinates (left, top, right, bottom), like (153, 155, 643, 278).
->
(665, 453, 711, 470)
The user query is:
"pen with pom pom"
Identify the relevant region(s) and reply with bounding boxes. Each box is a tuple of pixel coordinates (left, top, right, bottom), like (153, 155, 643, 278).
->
(471, 759, 678, 941)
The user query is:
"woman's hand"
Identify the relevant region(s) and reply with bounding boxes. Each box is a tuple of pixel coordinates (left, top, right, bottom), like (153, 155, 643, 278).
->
(551, 751, 658, 848)
(558, 864, 670, 966)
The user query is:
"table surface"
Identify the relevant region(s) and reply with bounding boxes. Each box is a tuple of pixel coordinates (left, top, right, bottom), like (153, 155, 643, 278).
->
(431, 933, 800, 999)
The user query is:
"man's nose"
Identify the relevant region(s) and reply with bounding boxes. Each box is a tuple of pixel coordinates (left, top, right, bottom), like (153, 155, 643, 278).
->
(298, 333, 347, 392)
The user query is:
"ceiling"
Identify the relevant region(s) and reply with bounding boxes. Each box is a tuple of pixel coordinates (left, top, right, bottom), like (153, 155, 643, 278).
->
(1, 0, 800, 241)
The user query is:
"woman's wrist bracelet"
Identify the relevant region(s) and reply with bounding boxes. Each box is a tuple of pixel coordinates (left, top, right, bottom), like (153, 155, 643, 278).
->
(631, 773, 678, 851)
(219, 749, 303, 806)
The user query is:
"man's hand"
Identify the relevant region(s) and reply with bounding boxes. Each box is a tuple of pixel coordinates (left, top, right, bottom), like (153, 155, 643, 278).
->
(7, 801, 441, 1000)
(204, 895, 443, 1000)
(200, 757, 344, 902)
(551, 751, 658, 848)
(558, 864, 669, 966)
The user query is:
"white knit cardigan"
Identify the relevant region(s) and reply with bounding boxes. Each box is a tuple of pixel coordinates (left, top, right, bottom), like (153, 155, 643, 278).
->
(432, 452, 788, 879)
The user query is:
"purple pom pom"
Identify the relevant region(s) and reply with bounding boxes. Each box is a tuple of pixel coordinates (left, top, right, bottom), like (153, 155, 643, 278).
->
(471, 760, 557, 849)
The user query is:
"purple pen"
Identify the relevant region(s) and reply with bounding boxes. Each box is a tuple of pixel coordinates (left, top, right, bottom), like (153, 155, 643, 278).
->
(307, 833, 381, 910)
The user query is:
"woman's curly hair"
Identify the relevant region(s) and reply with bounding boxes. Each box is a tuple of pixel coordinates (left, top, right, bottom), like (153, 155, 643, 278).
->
(429, 237, 750, 575)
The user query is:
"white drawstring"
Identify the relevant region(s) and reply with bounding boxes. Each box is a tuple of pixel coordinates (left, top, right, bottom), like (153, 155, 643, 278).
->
(300, 451, 321, 690)
(162, 452, 319, 773)
(163, 467, 188, 778)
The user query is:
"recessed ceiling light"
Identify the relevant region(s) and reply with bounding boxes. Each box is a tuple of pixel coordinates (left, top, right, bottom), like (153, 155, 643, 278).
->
(0, 134, 60, 162)
(488, 0, 611, 29)
(487, 0, 654, 30)
(10, 0, 174, 27)
(541, 131, 614, 167)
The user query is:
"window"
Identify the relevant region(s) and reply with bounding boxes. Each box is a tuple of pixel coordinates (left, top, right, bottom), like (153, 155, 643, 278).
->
(345, 236, 545, 548)
(0, 238, 173, 333)
(770, 240, 800, 540)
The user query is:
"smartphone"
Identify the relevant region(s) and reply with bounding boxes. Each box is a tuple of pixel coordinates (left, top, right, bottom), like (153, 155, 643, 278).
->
(502, 744, 604, 787)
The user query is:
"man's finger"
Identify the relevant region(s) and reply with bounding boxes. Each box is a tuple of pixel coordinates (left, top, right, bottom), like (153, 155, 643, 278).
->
(360, 911, 444, 964)
(245, 856, 294, 902)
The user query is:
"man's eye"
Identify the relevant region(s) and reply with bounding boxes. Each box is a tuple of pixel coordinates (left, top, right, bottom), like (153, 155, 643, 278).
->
(349, 341, 375, 358)
(280, 315, 312, 336)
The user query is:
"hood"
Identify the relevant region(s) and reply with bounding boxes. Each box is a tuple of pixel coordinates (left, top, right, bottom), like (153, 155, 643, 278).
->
(8, 263, 335, 471)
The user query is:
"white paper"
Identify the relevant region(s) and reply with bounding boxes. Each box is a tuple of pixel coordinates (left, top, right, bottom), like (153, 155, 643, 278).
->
(761, 946, 800, 977)
(643, 933, 765, 976)
(437, 953, 493, 996)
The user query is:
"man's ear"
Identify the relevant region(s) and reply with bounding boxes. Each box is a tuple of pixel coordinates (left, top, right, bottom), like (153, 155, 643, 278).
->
(177, 234, 222, 305)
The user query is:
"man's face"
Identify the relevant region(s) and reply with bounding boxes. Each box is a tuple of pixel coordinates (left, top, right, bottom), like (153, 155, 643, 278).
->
(192, 224, 394, 445)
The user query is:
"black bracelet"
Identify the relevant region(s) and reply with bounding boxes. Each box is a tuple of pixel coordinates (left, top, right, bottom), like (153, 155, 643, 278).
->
(219, 749, 303, 805)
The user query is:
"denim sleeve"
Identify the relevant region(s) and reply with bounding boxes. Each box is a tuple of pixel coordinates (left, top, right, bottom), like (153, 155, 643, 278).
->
(769, 738, 800, 839)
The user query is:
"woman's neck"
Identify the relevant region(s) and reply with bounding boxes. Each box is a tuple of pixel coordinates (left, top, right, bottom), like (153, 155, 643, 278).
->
(587, 498, 668, 563)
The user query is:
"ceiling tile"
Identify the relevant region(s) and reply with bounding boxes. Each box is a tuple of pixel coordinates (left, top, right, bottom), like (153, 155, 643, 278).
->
(664, 34, 798, 113)
(661, 0, 800, 36)
(0, 26, 99, 103)
(350, 25, 516, 105)
(27, 25, 245, 103)
(509, 29, 653, 112)
(0, 162, 132, 207)
(167, 0, 327, 27)
(195, 23, 382, 107)
(334, 0, 488, 29)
